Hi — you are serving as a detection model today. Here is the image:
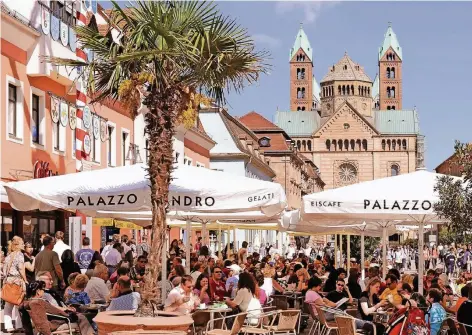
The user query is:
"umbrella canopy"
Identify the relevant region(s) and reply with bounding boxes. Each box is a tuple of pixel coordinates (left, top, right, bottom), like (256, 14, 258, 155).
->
(4, 164, 287, 217)
(0, 182, 8, 203)
(302, 170, 459, 223)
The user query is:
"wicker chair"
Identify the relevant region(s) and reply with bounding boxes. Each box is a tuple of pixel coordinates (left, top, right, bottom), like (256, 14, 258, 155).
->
(204, 312, 247, 335)
(263, 309, 300, 335)
(335, 315, 364, 335)
(241, 310, 277, 335)
(314, 305, 338, 335)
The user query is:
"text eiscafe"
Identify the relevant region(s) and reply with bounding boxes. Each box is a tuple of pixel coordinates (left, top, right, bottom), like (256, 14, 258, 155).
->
(170, 196, 215, 207)
(248, 193, 275, 202)
(67, 194, 138, 207)
(363, 199, 432, 211)
(310, 201, 342, 208)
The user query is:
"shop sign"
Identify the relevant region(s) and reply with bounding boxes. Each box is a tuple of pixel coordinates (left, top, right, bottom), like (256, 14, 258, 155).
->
(33, 160, 58, 179)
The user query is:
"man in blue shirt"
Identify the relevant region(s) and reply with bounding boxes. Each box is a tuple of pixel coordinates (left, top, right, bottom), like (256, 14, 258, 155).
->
(75, 237, 95, 274)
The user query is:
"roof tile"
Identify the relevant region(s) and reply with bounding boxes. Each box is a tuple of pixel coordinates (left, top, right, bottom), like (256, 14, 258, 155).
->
(321, 53, 371, 83)
(239, 111, 281, 130)
(374, 110, 419, 134)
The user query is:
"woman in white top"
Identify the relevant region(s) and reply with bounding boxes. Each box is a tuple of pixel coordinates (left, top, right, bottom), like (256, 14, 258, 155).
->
(226, 272, 255, 312)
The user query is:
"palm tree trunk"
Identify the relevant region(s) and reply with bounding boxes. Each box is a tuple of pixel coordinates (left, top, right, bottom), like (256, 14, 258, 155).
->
(134, 92, 179, 317)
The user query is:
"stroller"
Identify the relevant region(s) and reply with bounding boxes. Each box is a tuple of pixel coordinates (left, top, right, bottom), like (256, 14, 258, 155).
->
(385, 304, 429, 335)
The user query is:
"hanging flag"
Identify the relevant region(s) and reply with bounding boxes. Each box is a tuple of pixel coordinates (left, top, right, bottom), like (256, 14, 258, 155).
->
(93, 114, 100, 138)
(100, 118, 107, 142)
(82, 106, 91, 129)
(83, 134, 91, 155)
(50, 14, 60, 41)
(41, 7, 50, 35)
(60, 102, 69, 127)
(60, 20, 69, 46)
(69, 26, 76, 52)
(69, 106, 77, 130)
(51, 97, 60, 124)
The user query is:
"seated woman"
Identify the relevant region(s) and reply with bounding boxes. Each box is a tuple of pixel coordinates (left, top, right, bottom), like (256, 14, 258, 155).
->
(66, 274, 91, 306)
(305, 276, 336, 307)
(193, 273, 211, 305)
(24, 281, 95, 335)
(296, 268, 310, 293)
(225, 272, 260, 313)
(64, 272, 80, 301)
(254, 272, 267, 305)
(358, 278, 387, 335)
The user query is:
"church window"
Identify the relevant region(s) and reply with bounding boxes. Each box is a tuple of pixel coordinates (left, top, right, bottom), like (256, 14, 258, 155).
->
(397, 139, 401, 150)
(342, 85, 346, 95)
(391, 106, 395, 110)
(386, 67, 391, 78)
(301, 87, 306, 98)
(301, 107, 306, 111)
(307, 140, 312, 151)
(350, 139, 355, 151)
(387, 139, 391, 150)
(391, 164, 400, 176)
(301, 68, 305, 79)
(338, 86, 341, 95)
(297, 107, 301, 111)
(297, 87, 302, 99)
(297, 140, 301, 150)
(326, 140, 331, 151)
(362, 139, 368, 151)
(338, 162, 357, 184)
(392, 140, 396, 150)
(358, 86, 361, 95)
(387, 106, 391, 110)
(391, 87, 395, 98)
(333, 140, 337, 151)
(351, 85, 354, 95)
(344, 123, 350, 130)
(344, 139, 349, 150)
(367, 87, 370, 96)
(391, 67, 395, 78)
(382, 139, 386, 150)
(297, 68, 301, 79)
(402, 139, 407, 150)
(302, 140, 306, 151)
(258, 137, 271, 147)
(347, 85, 350, 95)
(356, 139, 361, 151)
(343, 65, 347, 70)
(387, 87, 391, 98)
(338, 139, 343, 151)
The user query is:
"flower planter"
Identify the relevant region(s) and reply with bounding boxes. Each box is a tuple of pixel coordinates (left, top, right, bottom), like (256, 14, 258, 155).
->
(94, 310, 193, 335)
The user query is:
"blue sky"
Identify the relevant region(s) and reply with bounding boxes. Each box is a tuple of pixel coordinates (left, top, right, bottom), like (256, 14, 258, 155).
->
(100, 1, 472, 170)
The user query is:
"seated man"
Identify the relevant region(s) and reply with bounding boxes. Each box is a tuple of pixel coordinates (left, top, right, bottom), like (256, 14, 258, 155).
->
(164, 275, 198, 314)
(379, 274, 402, 308)
(326, 278, 353, 311)
(107, 277, 141, 311)
(85, 264, 110, 303)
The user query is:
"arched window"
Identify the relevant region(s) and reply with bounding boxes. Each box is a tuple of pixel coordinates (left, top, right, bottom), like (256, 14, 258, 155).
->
(386, 67, 391, 78)
(326, 139, 331, 151)
(338, 85, 341, 95)
(392, 140, 396, 150)
(297, 140, 301, 150)
(391, 87, 395, 98)
(333, 139, 337, 151)
(387, 87, 391, 98)
(301, 68, 305, 79)
(350, 139, 355, 151)
(342, 85, 346, 95)
(347, 85, 350, 95)
(402, 139, 407, 150)
(301, 87, 306, 98)
(297, 107, 301, 111)
(391, 67, 395, 78)
(307, 140, 312, 151)
(367, 87, 370, 96)
(344, 139, 349, 150)
(338, 139, 343, 151)
(297, 68, 301, 79)
(302, 140, 306, 151)
(362, 139, 368, 151)
(391, 106, 396, 110)
(382, 139, 386, 150)
(358, 86, 361, 95)
(387, 139, 391, 150)
(391, 164, 400, 176)
(397, 139, 401, 150)
(297, 87, 301, 99)
(387, 106, 391, 110)
(351, 85, 354, 95)
(356, 139, 361, 151)
(301, 107, 306, 111)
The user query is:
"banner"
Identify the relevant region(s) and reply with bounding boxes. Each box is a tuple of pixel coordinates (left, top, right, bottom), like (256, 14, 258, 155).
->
(51, 14, 60, 41)
(60, 102, 68, 127)
(51, 97, 60, 123)
(60, 20, 69, 46)
(69, 26, 76, 52)
(41, 7, 50, 35)
(114, 220, 143, 230)
(83, 106, 91, 129)
(100, 118, 107, 142)
(69, 106, 77, 130)
(93, 115, 100, 138)
(92, 218, 114, 227)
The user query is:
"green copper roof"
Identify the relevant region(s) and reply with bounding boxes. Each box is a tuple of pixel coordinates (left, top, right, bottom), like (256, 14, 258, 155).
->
(274, 111, 320, 136)
(372, 74, 379, 98)
(289, 25, 313, 62)
(374, 110, 419, 134)
(379, 24, 402, 61)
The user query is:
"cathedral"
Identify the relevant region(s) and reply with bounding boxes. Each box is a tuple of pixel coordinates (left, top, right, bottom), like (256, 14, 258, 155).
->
(275, 24, 425, 190)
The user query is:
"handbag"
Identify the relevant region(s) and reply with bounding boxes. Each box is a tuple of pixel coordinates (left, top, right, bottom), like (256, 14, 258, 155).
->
(1, 251, 26, 305)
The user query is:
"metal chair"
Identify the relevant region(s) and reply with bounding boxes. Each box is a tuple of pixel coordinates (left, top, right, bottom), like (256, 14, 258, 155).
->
(314, 305, 338, 335)
(335, 315, 364, 335)
(262, 309, 300, 335)
(204, 312, 247, 335)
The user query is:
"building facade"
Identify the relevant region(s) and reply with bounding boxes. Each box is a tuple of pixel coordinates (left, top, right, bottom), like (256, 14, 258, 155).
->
(275, 24, 424, 190)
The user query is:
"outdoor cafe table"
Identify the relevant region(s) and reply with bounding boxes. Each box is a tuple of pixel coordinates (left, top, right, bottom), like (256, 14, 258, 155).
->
(193, 305, 232, 329)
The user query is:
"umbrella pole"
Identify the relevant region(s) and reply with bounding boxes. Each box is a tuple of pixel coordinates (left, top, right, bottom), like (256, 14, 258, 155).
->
(382, 226, 388, 279)
(347, 234, 351, 273)
(202, 222, 207, 246)
(418, 222, 425, 295)
(233, 227, 237, 253)
(334, 234, 337, 268)
(340, 234, 343, 269)
(185, 220, 191, 274)
(218, 224, 221, 260)
(227, 226, 230, 259)
(361, 232, 365, 280)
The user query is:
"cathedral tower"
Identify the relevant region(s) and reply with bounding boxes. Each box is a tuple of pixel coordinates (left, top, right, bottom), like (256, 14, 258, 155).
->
(378, 23, 403, 110)
(289, 25, 320, 111)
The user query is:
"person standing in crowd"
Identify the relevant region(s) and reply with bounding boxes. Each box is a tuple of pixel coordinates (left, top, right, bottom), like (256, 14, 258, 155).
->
(105, 243, 122, 277)
(120, 235, 131, 258)
(101, 234, 120, 259)
(23, 241, 36, 283)
(238, 241, 248, 264)
(137, 235, 150, 258)
(35, 235, 64, 289)
(445, 247, 457, 277)
(61, 249, 81, 286)
(427, 288, 447, 335)
(3, 236, 27, 332)
(52, 231, 70, 261)
(76, 237, 95, 274)
(458, 286, 472, 335)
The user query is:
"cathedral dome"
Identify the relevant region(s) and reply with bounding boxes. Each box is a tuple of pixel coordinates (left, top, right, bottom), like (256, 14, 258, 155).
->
(321, 52, 372, 83)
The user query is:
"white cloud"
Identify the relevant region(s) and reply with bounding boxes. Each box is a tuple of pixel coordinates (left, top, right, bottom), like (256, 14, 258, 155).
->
(274, 1, 340, 24)
(252, 34, 282, 48)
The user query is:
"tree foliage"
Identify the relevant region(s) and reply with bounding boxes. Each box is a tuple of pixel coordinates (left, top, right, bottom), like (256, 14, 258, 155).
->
(434, 141, 472, 234)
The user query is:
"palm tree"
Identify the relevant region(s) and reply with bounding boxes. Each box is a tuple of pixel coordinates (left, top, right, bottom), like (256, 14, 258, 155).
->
(46, 0, 268, 316)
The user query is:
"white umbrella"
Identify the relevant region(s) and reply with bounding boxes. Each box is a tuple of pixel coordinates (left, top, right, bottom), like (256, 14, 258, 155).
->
(4, 164, 287, 216)
(0, 182, 8, 203)
(302, 170, 461, 292)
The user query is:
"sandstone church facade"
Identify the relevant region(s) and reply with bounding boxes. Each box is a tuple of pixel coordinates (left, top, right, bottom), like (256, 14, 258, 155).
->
(275, 24, 424, 190)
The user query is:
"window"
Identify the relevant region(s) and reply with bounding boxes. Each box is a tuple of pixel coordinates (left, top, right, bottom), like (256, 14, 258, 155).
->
(326, 140, 331, 151)
(196, 162, 205, 168)
(343, 123, 350, 130)
(391, 164, 400, 176)
(89, 130, 101, 163)
(52, 121, 65, 153)
(183, 157, 192, 166)
(121, 129, 130, 166)
(338, 163, 357, 185)
(50, 0, 76, 26)
(8, 84, 17, 137)
(382, 139, 386, 150)
(107, 123, 116, 166)
(31, 95, 40, 143)
(258, 137, 271, 147)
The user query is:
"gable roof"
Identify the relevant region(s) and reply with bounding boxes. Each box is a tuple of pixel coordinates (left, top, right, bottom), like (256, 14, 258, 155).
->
(239, 111, 281, 131)
(374, 110, 419, 135)
(379, 24, 403, 61)
(289, 25, 313, 62)
(274, 111, 320, 137)
(321, 52, 372, 83)
(315, 101, 379, 136)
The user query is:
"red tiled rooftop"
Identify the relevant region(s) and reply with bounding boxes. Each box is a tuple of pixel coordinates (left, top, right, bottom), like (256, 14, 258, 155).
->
(239, 111, 281, 131)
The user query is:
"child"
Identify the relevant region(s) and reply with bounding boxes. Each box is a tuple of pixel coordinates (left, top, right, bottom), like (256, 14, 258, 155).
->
(427, 288, 447, 335)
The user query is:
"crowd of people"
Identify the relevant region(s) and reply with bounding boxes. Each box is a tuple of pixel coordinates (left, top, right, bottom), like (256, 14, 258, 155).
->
(2, 232, 472, 335)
